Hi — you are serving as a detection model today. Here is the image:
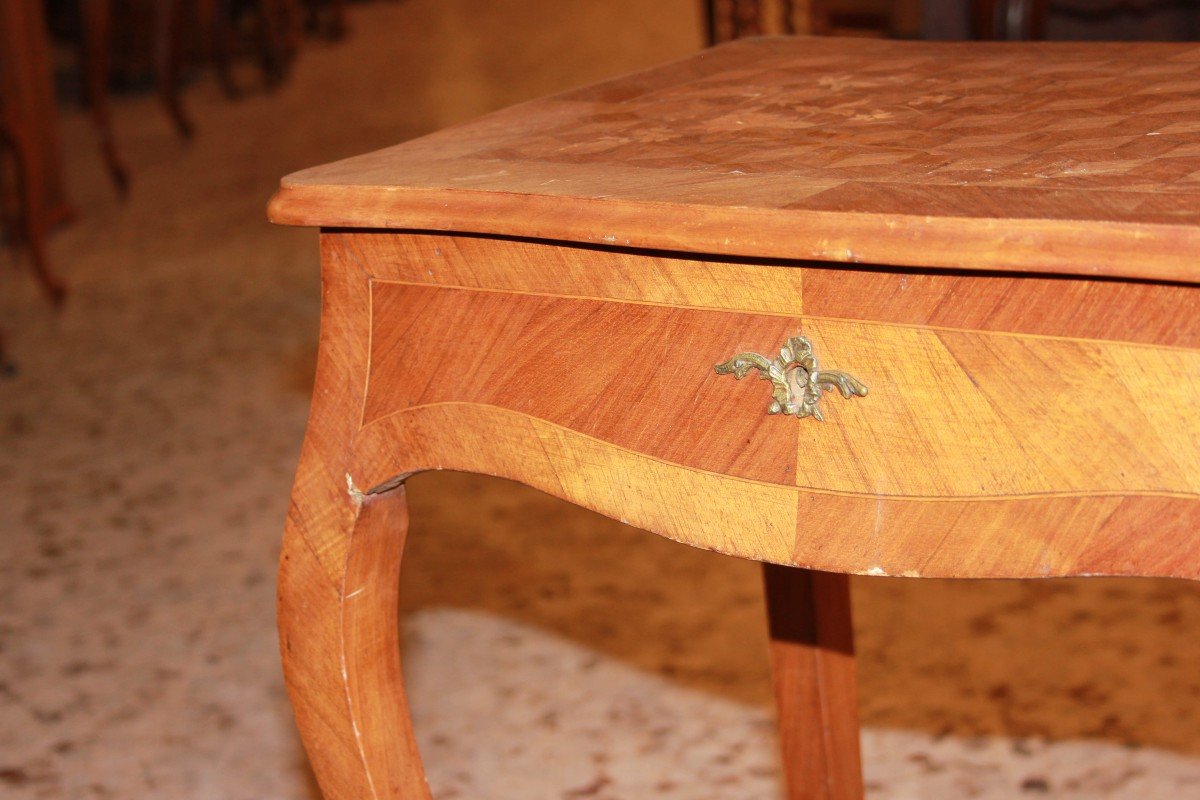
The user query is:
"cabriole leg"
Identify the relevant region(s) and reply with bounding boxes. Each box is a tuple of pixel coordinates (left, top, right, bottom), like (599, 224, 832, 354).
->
(279, 483, 431, 799)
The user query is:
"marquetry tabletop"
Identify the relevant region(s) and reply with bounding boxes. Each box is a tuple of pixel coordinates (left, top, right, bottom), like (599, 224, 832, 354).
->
(271, 36, 1200, 281)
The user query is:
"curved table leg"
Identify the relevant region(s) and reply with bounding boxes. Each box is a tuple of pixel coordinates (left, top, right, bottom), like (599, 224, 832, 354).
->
(276, 235, 433, 798)
(279, 481, 431, 800)
(764, 565, 864, 800)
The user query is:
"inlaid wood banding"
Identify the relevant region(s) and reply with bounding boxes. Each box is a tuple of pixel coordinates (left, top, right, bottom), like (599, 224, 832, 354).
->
(340, 231, 1200, 579)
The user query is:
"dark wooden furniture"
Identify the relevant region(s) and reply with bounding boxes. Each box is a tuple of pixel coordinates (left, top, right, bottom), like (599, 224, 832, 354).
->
(72, 0, 309, 177)
(706, 0, 830, 43)
(1, 0, 71, 306)
(976, 0, 1200, 40)
(270, 38, 1200, 798)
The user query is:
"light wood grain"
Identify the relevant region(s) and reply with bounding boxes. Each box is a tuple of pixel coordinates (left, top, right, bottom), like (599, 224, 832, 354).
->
(347, 401, 1200, 579)
(789, 490, 1200, 579)
(301, 230, 1200, 580)
(363, 282, 801, 484)
(797, 318, 1200, 497)
(351, 402, 801, 564)
(342, 232, 807, 316)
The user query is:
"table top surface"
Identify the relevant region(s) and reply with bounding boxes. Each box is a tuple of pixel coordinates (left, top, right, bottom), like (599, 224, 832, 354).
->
(270, 37, 1200, 283)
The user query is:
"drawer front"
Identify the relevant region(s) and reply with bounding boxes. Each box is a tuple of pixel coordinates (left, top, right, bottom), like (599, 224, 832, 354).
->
(334, 232, 1200, 579)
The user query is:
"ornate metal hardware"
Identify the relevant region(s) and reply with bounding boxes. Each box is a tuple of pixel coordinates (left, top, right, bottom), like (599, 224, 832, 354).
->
(714, 334, 867, 420)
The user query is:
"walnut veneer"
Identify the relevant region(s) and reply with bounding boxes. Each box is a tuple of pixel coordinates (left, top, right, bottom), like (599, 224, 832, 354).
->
(270, 37, 1200, 799)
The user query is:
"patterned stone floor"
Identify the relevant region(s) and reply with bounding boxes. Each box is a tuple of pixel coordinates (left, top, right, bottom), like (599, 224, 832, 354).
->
(2, 2, 1200, 798)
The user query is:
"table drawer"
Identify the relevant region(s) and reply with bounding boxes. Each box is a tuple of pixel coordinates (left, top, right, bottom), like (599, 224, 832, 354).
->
(337, 232, 1200, 579)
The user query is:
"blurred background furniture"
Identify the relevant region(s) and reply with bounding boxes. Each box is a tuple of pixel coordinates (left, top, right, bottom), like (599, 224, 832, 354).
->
(79, 0, 130, 194)
(304, 0, 347, 39)
(45, 0, 324, 198)
(2, 0, 343, 373)
(705, 0, 920, 42)
(972, 0, 1200, 39)
(1, 0, 71, 308)
(706, 0, 831, 41)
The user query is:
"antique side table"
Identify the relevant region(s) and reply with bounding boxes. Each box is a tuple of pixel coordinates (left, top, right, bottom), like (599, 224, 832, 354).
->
(269, 37, 1200, 799)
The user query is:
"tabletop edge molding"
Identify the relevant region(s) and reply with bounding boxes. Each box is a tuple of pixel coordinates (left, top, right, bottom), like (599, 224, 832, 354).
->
(269, 185, 1200, 285)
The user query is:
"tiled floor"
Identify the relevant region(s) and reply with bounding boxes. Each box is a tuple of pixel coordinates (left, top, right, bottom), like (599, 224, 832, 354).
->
(2, 2, 1200, 797)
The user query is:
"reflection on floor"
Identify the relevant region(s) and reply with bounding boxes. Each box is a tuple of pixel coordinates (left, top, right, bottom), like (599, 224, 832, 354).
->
(1, 1, 1199, 797)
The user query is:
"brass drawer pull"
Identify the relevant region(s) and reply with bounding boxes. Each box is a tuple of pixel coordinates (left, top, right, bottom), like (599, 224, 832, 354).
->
(715, 334, 868, 420)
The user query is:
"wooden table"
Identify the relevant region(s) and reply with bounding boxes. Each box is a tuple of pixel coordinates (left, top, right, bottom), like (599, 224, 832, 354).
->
(269, 37, 1200, 799)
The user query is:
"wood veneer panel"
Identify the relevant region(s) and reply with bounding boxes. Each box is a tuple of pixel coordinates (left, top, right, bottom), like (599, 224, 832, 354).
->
(800, 266, 1200, 348)
(350, 403, 800, 564)
(363, 279, 1200, 498)
(299, 232, 1200, 582)
(344, 232, 1200, 347)
(364, 282, 801, 485)
(794, 491, 1200, 580)
(346, 403, 1200, 579)
(271, 39, 1200, 282)
(797, 319, 1200, 497)
(341, 232, 806, 316)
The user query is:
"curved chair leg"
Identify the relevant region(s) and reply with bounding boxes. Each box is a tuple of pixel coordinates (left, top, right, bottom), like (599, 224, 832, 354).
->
(0, 328, 15, 376)
(279, 481, 432, 800)
(80, 0, 130, 196)
(325, 0, 347, 40)
(207, 0, 240, 99)
(22, 194, 64, 307)
(1, 124, 67, 306)
(258, 0, 299, 88)
(155, 0, 194, 139)
(763, 565, 864, 800)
